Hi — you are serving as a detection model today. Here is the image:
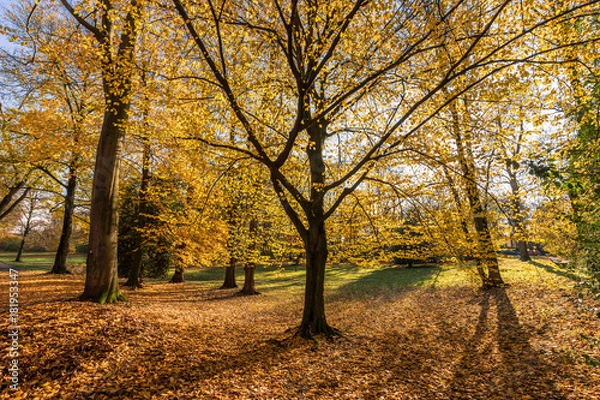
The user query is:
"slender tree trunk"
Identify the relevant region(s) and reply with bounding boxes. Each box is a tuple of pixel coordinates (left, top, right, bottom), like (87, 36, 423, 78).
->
(51, 163, 78, 274)
(298, 116, 336, 338)
(507, 169, 530, 262)
(499, 116, 531, 262)
(125, 140, 151, 288)
(450, 100, 504, 288)
(239, 262, 259, 295)
(443, 166, 472, 261)
(15, 196, 35, 263)
(221, 258, 238, 288)
(15, 233, 27, 263)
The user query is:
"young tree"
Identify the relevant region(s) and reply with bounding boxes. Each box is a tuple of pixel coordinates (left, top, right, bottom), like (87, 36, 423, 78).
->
(170, 0, 600, 337)
(14, 191, 39, 262)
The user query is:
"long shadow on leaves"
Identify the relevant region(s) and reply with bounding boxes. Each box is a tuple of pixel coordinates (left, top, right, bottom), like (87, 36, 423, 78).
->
(448, 288, 565, 400)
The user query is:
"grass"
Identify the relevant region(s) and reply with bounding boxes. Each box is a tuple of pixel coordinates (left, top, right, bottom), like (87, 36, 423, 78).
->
(0, 251, 577, 291)
(0, 252, 86, 271)
(182, 256, 573, 295)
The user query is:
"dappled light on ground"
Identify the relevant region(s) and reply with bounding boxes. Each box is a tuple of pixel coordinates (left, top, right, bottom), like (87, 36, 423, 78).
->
(1, 260, 599, 399)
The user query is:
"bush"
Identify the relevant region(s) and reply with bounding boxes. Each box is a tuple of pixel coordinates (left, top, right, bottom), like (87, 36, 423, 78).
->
(0, 234, 21, 252)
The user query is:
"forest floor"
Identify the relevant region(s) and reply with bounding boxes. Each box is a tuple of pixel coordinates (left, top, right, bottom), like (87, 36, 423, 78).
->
(1, 257, 599, 399)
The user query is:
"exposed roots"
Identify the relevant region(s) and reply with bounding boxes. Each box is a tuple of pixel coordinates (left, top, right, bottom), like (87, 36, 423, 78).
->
(220, 283, 238, 289)
(294, 323, 344, 347)
(238, 289, 261, 296)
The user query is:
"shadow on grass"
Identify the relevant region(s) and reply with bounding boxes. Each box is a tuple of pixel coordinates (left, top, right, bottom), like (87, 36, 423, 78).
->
(335, 265, 441, 296)
(529, 259, 580, 282)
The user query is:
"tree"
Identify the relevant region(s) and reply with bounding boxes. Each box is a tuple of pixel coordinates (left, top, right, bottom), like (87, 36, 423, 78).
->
(57, 0, 143, 303)
(1, 1, 102, 274)
(14, 191, 39, 262)
(170, 0, 600, 337)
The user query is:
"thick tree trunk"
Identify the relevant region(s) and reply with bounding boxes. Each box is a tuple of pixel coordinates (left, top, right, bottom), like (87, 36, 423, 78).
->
(74, 0, 139, 304)
(221, 259, 237, 288)
(517, 241, 530, 262)
(80, 109, 127, 304)
(239, 262, 259, 295)
(125, 249, 144, 288)
(170, 266, 185, 283)
(299, 221, 333, 338)
(51, 164, 78, 274)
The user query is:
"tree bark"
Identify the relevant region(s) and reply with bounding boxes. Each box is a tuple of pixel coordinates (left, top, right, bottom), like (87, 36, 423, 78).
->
(125, 140, 151, 288)
(77, 1, 140, 303)
(239, 262, 259, 295)
(221, 259, 238, 288)
(51, 163, 78, 274)
(450, 100, 504, 288)
(15, 195, 35, 263)
(517, 240, 530, 262)
(80, 108, 127, 303)
(0, 181, 30, 221)
(170, 266, 185, 283)
(298, 117, 336, 338)
(299, 220, 332, 338)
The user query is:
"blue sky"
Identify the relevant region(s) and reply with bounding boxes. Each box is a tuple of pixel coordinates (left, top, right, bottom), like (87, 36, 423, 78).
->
(0, 0, 16, 50)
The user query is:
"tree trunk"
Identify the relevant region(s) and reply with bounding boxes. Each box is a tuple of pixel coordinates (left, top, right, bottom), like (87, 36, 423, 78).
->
(51, 163, 78, 274)
(517, 240, 530, 262)
(0, 182, 30, 221)
(170, 266, 185, 283)
(298, 116, 336, 338)
(507, 163, 530, 263)
(125, 248, 144, 287)
(239, 262, 259, 295)
(299, 220, 332, 338)
(125, 140, 151, 288)
(221, 259, 238, 288)
(72, 0, 139, 304)
(15, 236, 26, 263)
(450, 100, 504, 288)
(15, 195, 35, 263)
(80, 108, 127, 304)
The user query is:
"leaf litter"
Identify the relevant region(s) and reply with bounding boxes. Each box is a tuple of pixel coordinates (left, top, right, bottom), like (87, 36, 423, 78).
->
(1, 268, 599, 399)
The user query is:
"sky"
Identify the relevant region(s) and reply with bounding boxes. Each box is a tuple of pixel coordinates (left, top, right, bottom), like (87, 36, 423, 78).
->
(0, 0, 17, 51)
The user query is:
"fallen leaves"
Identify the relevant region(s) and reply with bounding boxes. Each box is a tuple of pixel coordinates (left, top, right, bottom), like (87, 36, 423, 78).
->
(1, 269, 599, 399)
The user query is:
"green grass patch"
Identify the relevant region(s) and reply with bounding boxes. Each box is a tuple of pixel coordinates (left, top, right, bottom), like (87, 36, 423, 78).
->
(180, 256, 576, 297)
(0, 252, 86, 271)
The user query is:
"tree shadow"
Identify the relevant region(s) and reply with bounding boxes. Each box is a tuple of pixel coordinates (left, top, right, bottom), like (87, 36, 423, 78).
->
(332, 266, 441, 299)
(449, 287, 566, 399)
(528, 260, 579, 282)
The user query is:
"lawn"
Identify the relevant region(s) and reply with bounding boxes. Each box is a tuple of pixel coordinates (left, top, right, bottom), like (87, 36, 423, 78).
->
(0, 256, 599, 399)
(0, 252, 86, 272)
